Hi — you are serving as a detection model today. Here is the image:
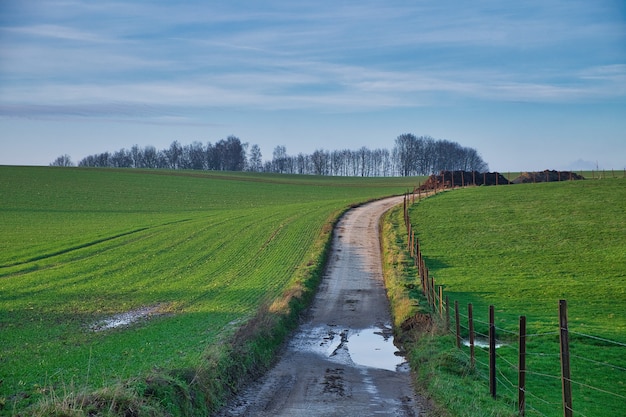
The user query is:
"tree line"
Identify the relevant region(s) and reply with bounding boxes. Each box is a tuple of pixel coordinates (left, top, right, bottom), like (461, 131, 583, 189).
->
(51, 133, 488, 176)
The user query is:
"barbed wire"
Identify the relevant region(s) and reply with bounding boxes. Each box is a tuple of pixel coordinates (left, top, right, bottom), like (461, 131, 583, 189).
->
(570, 331, 626, 347)
(570, 354, 626, 372)
(405, 227, 626, 417)
(566, 377, 626, 400)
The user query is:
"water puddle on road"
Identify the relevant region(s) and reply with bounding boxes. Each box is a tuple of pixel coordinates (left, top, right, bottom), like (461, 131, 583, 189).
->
(348, 327, 406, 371)
(293, 324, 408, 372)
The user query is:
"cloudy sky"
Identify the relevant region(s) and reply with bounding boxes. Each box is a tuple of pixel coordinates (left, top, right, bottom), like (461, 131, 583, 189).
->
(1, 0, 625, 171)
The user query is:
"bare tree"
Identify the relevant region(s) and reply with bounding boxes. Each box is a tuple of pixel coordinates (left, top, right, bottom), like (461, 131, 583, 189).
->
(248, 144, 263, 172)
(311, 149, 329, 175)
(272, 145, 288, 173)
(50, 154, 74, 167)
(72, 133, 487, 176)
(165, 141, 183, 169)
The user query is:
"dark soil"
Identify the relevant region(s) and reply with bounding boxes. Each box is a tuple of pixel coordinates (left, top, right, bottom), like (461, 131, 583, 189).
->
(511, 170, 585, 184)
(418, 170, 510, 190)
(418, 169, 585, 190)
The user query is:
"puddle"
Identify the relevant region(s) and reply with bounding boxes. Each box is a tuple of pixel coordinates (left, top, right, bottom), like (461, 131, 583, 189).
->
(462, 338, 505, 349)
(292, 324, 407, 372)
(90, 305, 164, 331)
(348, 327, 405, 371)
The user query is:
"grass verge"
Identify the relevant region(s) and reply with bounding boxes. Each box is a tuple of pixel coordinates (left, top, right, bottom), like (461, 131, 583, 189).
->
(381, 204, 517, 417)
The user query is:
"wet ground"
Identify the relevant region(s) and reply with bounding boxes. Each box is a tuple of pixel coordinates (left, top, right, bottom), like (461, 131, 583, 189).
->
(217, 196, 430, 417)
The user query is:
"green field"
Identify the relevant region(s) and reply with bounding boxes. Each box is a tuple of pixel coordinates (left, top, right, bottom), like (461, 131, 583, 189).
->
(0, 166, 421, 415)
(407, 179, 626, 417)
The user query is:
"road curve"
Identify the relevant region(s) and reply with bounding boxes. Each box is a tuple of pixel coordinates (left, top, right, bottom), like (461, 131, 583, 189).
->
(217, 196, 425, 416)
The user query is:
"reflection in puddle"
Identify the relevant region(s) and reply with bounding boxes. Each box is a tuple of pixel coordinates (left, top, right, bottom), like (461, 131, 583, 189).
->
(292, 325, 407, 372)
(348, 327, 405, 371)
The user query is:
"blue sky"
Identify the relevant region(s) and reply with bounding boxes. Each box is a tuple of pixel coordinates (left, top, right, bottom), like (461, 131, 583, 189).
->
(1, 0, 625, 171)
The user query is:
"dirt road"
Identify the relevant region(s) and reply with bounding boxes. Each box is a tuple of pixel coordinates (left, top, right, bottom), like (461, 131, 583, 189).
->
(218, 196, 426, 416)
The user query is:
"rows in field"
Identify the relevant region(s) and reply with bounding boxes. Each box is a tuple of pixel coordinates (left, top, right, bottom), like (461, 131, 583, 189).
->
(1, 166, 421, 414)
(0, 202, 334, 403)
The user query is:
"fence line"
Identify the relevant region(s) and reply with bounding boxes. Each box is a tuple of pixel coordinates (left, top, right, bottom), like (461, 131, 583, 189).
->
(401, 193, 626, 417)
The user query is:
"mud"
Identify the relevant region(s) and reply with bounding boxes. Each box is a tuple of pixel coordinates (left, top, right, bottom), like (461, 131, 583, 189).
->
(217, 196, 430, 416)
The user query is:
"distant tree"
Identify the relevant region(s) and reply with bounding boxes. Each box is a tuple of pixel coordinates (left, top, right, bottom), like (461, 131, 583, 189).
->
(217, 136, 247, 171)
(165, 141, 183, 170)
(311, 149, 329, 175)
(109, 149, 133, 167)
(294, 153, 307, 174)
(142, 146, 158, 168)
(206, 142, 219, 170)
(184, 141, 206, 170)
(272, 145, 288, 173)
(50, 154, 74, 167)
(68, 133, 487, 176)
(130, 145, 142, 168)
(248, 144, 263, 172)
(394, 133, 422, 176)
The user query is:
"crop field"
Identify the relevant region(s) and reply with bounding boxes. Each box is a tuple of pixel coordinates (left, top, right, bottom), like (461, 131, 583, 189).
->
(408, 178, 626, 417)
(0, 166, 422, 415)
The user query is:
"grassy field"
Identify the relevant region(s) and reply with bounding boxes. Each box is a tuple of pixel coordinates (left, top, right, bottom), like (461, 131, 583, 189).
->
(0, 166, 422, 415)
(406, 178, 626, 417)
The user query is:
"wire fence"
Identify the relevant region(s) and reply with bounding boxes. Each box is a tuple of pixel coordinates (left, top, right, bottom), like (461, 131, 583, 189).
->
(402, 193, 626, 417)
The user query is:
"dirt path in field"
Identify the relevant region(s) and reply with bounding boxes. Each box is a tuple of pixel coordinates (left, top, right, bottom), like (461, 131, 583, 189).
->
(217, 196, 431, 416)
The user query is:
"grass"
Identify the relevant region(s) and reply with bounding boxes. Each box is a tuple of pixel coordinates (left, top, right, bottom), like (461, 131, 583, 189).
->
(0, 166, 424, 416)
(404, 178, 626, 417)
(381, 204, 517, 417)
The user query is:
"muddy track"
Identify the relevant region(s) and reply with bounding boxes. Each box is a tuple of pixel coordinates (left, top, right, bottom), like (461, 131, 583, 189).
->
(217, 196, 428, 416)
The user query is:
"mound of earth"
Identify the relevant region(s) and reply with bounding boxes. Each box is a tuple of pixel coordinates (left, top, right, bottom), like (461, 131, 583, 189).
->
(418, 170, 510, 190)
(511, 170, 585, 184)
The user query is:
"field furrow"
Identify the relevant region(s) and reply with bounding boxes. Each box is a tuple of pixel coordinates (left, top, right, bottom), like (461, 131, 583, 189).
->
(0, 166, 418, 414)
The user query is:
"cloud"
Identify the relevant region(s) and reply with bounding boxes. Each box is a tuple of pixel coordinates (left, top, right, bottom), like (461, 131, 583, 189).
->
(3, 24, 108, 43)
(1, 0, 624, 122)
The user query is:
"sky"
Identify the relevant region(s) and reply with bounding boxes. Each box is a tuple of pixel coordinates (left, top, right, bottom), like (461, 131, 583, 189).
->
(1, 0, 625, 172)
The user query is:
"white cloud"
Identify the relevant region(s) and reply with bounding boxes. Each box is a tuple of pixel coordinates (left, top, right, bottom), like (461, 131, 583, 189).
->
(1, 0, 624, 120)
(3, 24, 109, 43)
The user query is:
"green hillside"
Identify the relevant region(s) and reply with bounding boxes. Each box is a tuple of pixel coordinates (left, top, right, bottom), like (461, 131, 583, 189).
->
(408, 178, 626, 417)
(0, 166, 421, 415)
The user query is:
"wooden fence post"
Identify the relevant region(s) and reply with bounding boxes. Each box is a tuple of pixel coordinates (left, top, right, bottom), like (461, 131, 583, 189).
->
(519, 315, 527, 416)
(430, 276, 436, 310)
(407, 222, 411, 253)
(559, 300, 573, 417)
(438, 286, 443, 317)
(455, 300, 461, 348)
(445, 296, 450, 332)
(489, 305, 496, 398)
(468, 303, 475, 368)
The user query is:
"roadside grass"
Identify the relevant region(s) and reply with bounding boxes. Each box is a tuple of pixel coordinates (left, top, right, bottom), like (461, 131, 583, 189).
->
(404, 179, 626, 417)
(381, 205, 517, 417)
(0, 166, 423, 416)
